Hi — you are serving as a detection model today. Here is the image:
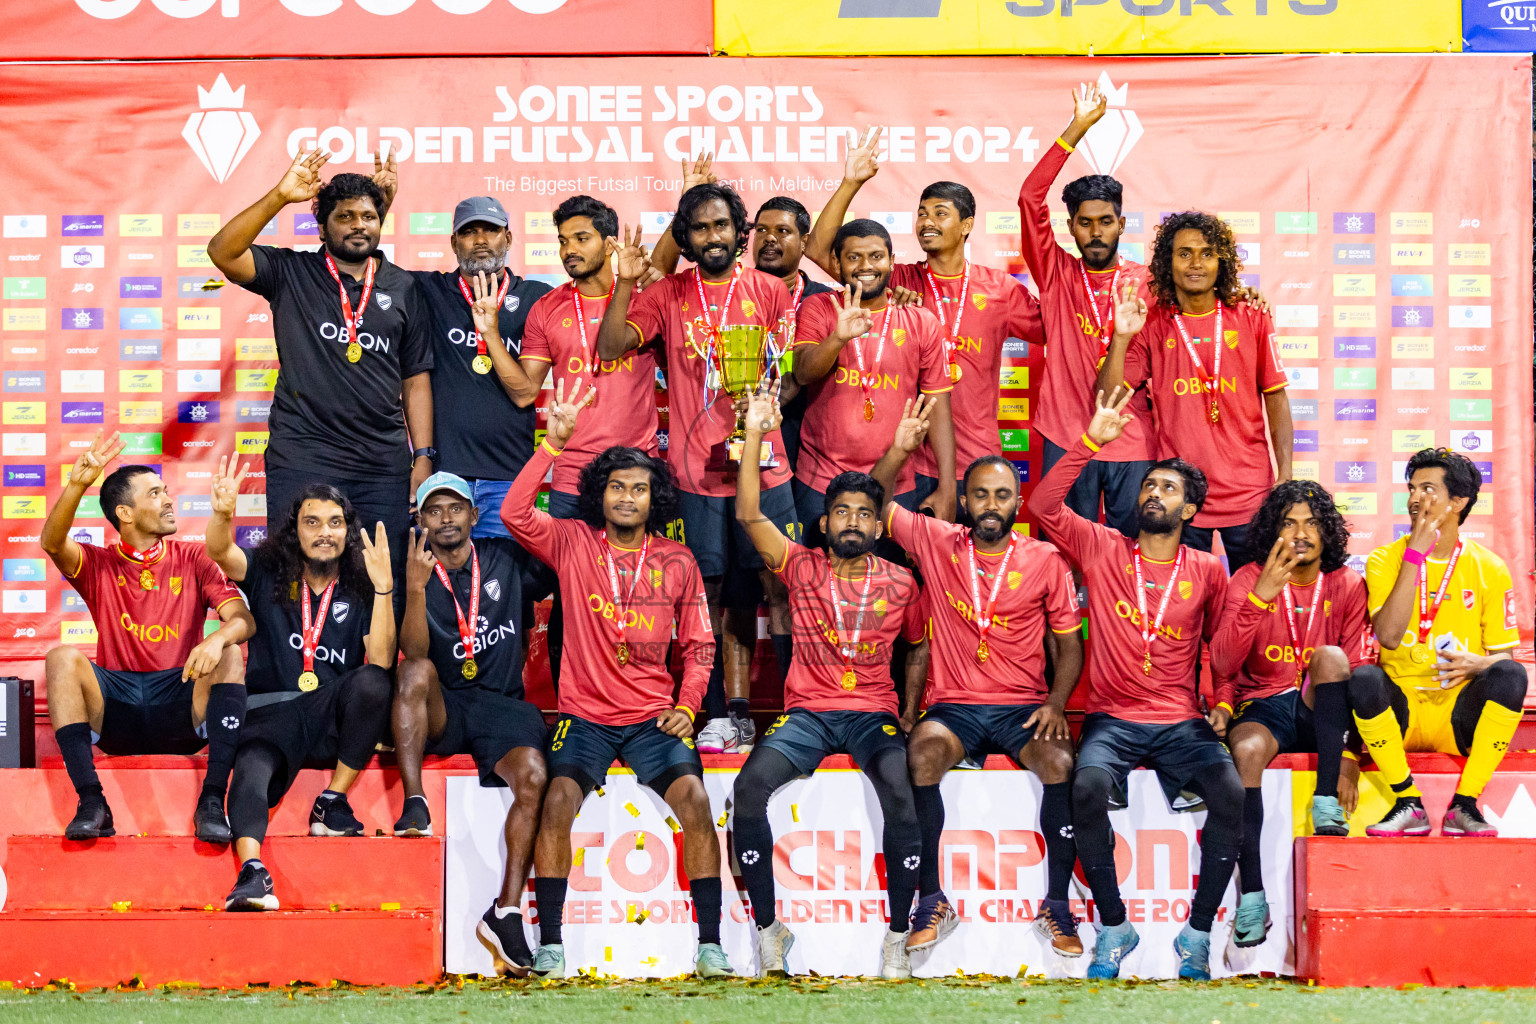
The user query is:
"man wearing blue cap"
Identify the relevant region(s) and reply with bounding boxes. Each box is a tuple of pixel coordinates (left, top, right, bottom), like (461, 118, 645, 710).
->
(393, 471, 549, 975)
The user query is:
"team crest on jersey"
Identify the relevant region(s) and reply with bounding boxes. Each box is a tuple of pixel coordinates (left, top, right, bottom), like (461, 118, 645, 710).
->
(740, 299, 757, 318)
(376, 293, 392, 311)
(1008, 571, 1022, 590)
(561, 316, 573, 328)
(1463, 589, 1476, 610)
(1324, 600, 1332, 615)
(505, 294, 520, 313)
(484, 578, 501, 602)
(1504, 591, 1516, 630)
(116, 575, 127, 587)
(1224, 330, 1240, 348)
(1166, 336, 1176, 349)
(169, 576, 183, 596)
(651, 568, 664, 587)
(894, 328, 907, 347)
(332, 601, 350, 623)
(972, 293, 987, 311)
(874, 598, 888, 613)
(1178, 580, 1193, 600)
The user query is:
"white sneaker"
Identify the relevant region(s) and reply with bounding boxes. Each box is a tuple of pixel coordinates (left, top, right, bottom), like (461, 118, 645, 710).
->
(756, 919, 795, 976)
(880, 929, 912, 979)
(696, 716, 741, 754)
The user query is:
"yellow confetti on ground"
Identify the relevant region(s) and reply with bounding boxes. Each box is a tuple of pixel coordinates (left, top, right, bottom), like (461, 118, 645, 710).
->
(640, 957, 659, 967)
(380, 902, 401, 911)
(624, 801, 641, 817)
(665, 816, 681, 833)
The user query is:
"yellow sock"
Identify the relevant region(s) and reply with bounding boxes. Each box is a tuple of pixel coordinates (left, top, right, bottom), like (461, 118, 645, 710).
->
(1456, 702, 1523, 798)
(1355, 708, 1419, 798)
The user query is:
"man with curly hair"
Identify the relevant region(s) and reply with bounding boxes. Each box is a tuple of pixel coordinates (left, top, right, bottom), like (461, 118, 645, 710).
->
(1208, 480, 1369, 952)
(1098, 212, 1291, 572)
(500, 381, 732, 980)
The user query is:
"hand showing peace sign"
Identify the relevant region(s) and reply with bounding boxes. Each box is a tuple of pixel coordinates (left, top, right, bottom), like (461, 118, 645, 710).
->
(615, 225, 651, 284)
(275, 147, 330, 206)
(69, 430, 125, 489)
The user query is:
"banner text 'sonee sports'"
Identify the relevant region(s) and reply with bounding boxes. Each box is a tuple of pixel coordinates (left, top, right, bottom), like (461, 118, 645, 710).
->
(0, 55, 1530, 669)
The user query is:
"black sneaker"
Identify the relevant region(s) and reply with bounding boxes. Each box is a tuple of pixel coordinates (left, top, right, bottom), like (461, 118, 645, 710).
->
(308, 792, 364, 836)
(225, 860, 279, 911)
(64, 795, 114, 840)
(393, 795, 433, 837)
(194, 790, 233, 844)
(476, 903, 534, 977)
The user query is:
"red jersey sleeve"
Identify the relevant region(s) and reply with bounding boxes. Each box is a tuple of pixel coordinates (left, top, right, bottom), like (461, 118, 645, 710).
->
(915, 314, 955, 395)
(900, 580, 928, 643)
(1018, 138, 1076, 289)
(792, 291, 839, 347)
(1330, 569, 1372, 669)
(500, 443, 569, 566)
(1253, 309, 1288, 393)
(1201, 556, 1228, 644)
(1120, 328, 1153, 391)
(63, 542, 106, 600)
(625, 276, 671, 350)
(1210, 565, 1266, 708)
(195, 548, 244, 615)
(1002, 276, 1044, 344)
(521, 290, 556, 363)
(1025, 436, 1116, 571)
(1042, 547, 1082, 633)
(883, 502, 934, 559)
(674, 555, 715, 714)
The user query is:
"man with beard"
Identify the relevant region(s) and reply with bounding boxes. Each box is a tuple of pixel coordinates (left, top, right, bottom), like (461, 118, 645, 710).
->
(868, 398, 1086, 961)
(730, 384, 928, 979)
(596, 183, 799, 757)
(408, 196, 551, 533)
(1020, 84, 1156, 536)
(792, 219, 956, 548)
(1028, 388, 1237, 981)
(1208, 480, 1368, 952)
(500, 380, 731, 979)
(209, 149, 433, 571)
(805, 129, 1042, 517)
(41, 432, 254, 842)
(1098, 213, 1292, 572)
(206, 469, 396, 912)
(391, 474, 548, 975)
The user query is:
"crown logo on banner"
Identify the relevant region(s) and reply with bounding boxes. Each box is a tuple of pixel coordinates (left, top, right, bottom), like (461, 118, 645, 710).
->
(1077, 71, 1143, 176)
(182, 73, 262, 184)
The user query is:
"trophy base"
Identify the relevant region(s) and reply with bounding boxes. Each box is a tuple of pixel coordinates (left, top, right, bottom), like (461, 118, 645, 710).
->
(709, 438, 778, 470)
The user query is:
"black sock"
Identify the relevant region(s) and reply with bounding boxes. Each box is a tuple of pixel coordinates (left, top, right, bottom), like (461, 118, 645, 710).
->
(912, 783, 945, 897)
(771, 634, 793, 683)
(1083, 861, 1127, 927)
(201, 683, 245, 799)
(1190, 837, 1241, 932)
(690, 876, 723, 945)
(728, 697, 751, 720)
(703, 636, 727, 720)
(1040, 781, 1075, 902)
(733, 810, 778, 928)
(1311, 683, 1349, 797)
(1450, 792, 1480, 813)
(56, 722, 101, 800)
(882, 816, 922, 932)
(534, 877, 567, 945)
(1238, 787, 1265, 894)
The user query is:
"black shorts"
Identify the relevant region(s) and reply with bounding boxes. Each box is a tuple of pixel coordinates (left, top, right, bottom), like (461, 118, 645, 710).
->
(91, 664, 205, 756)
(919, 702, 1041, 763)
(426, 686, 548, 787)
(1230, 689, 1315, 754)
(238, 667, 380, 806)
(670, 483, 798, 581)
(1075, 712, 1233, 808)
(546, 713, 702, 796)
(758, 708, 906, 776)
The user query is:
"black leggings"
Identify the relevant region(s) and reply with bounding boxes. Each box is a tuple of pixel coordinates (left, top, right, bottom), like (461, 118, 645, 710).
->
(1073, 761, 1244, 933)
(732, 746, 922, 931)
(1348, 660, 1527, 754)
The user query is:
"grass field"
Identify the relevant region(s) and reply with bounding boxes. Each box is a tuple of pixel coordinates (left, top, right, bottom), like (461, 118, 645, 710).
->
(3, 977, 1534, 1024)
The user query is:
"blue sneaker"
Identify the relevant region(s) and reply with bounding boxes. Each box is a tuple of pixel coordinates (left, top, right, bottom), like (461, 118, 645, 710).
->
(531, 943, 565, 979)
(1311, 795, 1349, 837)
(1086, 921, 1139, 979)
(1230, 891, 1271, 949)
(1174, 924, 1212, 980)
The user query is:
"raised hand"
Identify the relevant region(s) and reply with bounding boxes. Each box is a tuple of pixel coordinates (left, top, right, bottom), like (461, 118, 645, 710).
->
(745, 381, 782, 435)
(681, 152, 716, 192)
(470, 270, 502, 342)
(68, 430, 125, 489)
(1111, 279, 1147, 339)
(359, 521, 394, 593)
(404, 527, 439, 594)
(210, 454, 248, 518)
(371, 144, 398, 210)
(615, 224, 650, 284)
(844, 126, 884, 185)
(545, 376, 597, 450)
(1406, 501, 1450, 556)
(892, 395, 935, 455)
(831, 283, 872, 342)
(1072, 81, 1108, 129)
(274, 147, 330, 205)
(890, 284, 924, 308)
(1235, 284, 1271, 315)
(1252, 535, 1302, 603)
(1085, 386, 1136, 447)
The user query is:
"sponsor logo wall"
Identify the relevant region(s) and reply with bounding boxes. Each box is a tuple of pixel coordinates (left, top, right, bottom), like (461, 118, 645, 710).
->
(0, 55, 1530, 666)
(1464, 0, 1536, 49)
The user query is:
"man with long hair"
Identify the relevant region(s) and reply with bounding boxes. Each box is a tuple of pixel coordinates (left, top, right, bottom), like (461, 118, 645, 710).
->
(500, 380, 732, 979)
(207, 467, 396, 911)
(1208, 480, 1368, 952)
(1098, 212, 1291, 572)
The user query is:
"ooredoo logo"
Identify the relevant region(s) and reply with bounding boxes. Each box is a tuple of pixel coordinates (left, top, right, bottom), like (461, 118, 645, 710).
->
(1077, 72, 1141, 176)
(77, 0, 568, 18)
(183, 74, 261, 183)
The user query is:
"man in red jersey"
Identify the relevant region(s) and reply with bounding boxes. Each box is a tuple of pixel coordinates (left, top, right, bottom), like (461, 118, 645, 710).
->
(501, 379, 733, 980)
(596, 182, 800, 758)
(1098, 213, 1292, 572)
(869, 397, 1086, 960)
(793, 218, 956, 545)
(804, 128, 1043, 517)
(1208, 480, 1367, 957)
(1028, 388, 1238, 982)
(40, 431, 254, 842)
(1021, 84, 1156, 536)
(730, 384, 929, 979)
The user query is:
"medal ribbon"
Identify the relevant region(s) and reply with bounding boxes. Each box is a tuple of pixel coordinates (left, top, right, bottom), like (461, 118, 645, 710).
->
(455, 271, 512, 364)
(1171, 304, 1223, 423)
(118, 539, 164, 565)
(828, 555, 876, 677)
(1133, 544, 1184, 671)
(922, 261, 969, 382)
(1415, 540, 1464, 646)
(1281, 575, 1323, 685)
(432, 544, 481, 669)
(571, 277, 617, 374)
(1079, 260, 1121, 358)
(967, 532, 1017, 653)
(603, 532, 650, 646)
(852, 304, 893, 420)
(323, 251, 376, 348)
(300, 577, 339, 680)
(692, 265, 742, 406)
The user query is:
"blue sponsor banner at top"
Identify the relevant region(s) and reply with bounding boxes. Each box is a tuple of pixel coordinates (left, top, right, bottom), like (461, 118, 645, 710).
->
(1464, 0, 1536, 50)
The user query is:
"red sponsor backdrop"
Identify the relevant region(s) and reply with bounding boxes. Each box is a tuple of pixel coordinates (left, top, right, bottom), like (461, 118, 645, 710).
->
(0, 55, 1530, 676)
(0, 0, 711, 59)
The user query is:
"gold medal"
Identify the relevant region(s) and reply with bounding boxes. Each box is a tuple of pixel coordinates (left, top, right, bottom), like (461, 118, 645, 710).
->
(138, 568, 155, 591)
(1143, 651, 1153, 676)
(949, 363, 962, 382)
(472, 354, 493, 375)
(840, 668, 857, 691)
(1410, 644, 1431, 664)
(297, 670, 320, 692)
(616, 641, 630, 667)
(346, 341, 362, 363)
(461, 657, 478, 680)
(976, 639, 989, 663)
(1209, 401, 1220, 425)
(863, 398, 875, 422)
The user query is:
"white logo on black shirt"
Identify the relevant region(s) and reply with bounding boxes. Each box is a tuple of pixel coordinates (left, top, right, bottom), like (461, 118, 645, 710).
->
(505, 295, 519, 313)
(332, 601, 350, 623)
(485, 578, 501, 602)
(376, 292, 392, 310)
